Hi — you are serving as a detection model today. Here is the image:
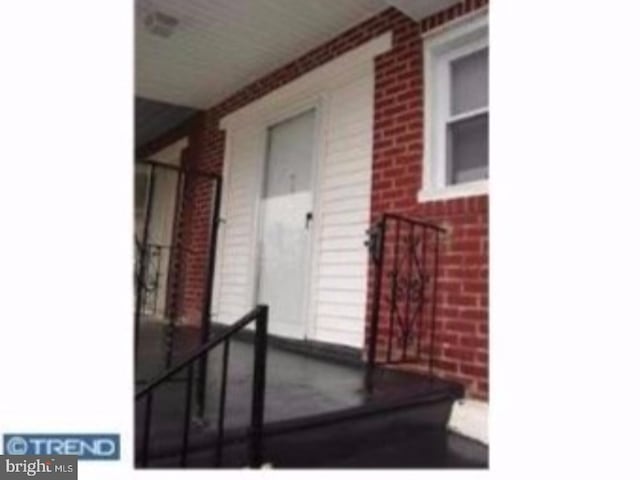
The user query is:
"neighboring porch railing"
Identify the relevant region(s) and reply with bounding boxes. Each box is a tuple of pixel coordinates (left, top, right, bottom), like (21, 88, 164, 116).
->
(134, 158, 223, 377)
(364, 213, 446, 392)
(135, 305, 269, 468)
(134, 241, 174, 318)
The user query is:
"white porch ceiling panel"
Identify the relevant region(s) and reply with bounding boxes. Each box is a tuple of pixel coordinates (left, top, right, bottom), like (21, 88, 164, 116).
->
(384, 0, 459, 21)
(135, 0, 389, 109)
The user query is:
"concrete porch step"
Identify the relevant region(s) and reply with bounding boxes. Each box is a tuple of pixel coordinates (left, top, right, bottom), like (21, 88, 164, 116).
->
(135, 323, 464, 468)
(136, 372, 462, 466)
(141, 383, 461, 468)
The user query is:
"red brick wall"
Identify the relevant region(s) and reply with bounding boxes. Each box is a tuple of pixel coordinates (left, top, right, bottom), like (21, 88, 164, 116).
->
(365, 197, 488, 399)
(368, 0, 489, 399)
(168, 115, 224, 324)
(368, 0, 488, 398)
(137, 1, 489, 398)
(421, 0, 489, 32)
(171, 7, 424, 325)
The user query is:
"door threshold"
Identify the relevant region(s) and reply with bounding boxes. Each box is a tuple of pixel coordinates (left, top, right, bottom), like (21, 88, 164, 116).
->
(210, 322, 363, 367)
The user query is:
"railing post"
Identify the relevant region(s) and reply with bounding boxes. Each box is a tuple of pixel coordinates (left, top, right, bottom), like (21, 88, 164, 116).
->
(196, 176, 223, 418)
(140, 393, 153, 467)
(364, 216, 386, 393)
(179, 365, 194, 467)
(249, 305, 268, 468)
(428, 232, 441, 379)
(214, 339, 230, 467)
(165, 168, 184, 322)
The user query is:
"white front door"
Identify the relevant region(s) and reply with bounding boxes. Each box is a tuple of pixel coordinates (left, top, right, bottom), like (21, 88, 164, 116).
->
(257, 109, 316, 339)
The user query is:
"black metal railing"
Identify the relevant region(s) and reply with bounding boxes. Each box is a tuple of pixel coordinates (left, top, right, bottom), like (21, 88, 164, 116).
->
(134, 239, 205, 372)
(364, 213, 445, 391)
(134, 158, 223, 378)
(134, 241, 171, 317)
(135, 305, 269, 468)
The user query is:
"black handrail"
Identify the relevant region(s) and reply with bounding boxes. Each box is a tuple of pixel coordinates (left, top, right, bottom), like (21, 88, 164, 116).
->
(382, 212, 447, 233)
(135, 304, 269, 468)
(364, 213, 444, 392)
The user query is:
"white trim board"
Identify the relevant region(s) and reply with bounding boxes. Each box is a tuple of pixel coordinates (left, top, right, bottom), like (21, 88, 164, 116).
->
(420, 12, 489, 203)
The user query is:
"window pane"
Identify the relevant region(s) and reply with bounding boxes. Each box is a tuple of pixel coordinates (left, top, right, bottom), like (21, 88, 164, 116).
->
(265, 109, 315, 198)
(450, 47, 488, 115)
(447, 113, 488, 185)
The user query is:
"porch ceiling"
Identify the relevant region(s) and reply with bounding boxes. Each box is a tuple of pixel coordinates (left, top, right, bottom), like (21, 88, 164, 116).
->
(384, 0, 460, 21)
(135, 96, 199, 148)
(135, 0, 460, 129)
(136, 0, 390, 109)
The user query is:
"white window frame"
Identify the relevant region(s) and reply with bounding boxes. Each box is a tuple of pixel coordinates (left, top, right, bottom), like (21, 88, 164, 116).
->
(419, 13, 489, 202)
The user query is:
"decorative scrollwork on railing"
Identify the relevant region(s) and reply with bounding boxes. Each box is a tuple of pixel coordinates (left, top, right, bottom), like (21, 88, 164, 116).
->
(366, 213, 443, 368)
(134, 242, 165, 316)
(385, 225, 433, 361)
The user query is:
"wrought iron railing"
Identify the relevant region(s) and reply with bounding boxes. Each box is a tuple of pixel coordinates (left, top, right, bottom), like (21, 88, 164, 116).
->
(134, 239, 204, 371)
(134, 241, 171, 317)
(135, 305, 269, 468)
(134, 158, 223, 377)
(364, 213, 445, 391)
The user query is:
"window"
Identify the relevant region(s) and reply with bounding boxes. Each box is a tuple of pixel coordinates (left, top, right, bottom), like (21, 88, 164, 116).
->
(420, 14, 489, 201)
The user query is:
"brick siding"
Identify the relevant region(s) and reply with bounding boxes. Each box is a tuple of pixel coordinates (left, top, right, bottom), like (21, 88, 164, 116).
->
(137, 0, 489, 398)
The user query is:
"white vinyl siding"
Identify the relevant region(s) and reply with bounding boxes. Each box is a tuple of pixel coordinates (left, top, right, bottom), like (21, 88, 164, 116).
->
(214, 125, 264, 324)
(313, 75, 373, 347)
(212, 34, 390, 348)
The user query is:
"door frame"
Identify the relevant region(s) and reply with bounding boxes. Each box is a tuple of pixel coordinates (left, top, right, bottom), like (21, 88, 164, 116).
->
(251, 94, 328, 340)
(213, 34, 392, 335)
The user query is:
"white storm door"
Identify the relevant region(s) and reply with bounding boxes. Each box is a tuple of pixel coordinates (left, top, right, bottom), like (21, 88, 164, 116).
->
(257, 109, 316, 339)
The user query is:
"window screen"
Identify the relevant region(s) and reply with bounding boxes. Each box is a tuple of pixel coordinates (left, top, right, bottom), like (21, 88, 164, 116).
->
(264, 109, 316, 198)
(444, 46, 489, 186)
(447, 113, 488, 184)
(450, 47, 488, 115)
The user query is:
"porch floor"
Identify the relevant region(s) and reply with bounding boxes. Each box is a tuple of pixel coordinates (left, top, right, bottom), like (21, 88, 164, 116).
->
(135, 322, 485, 468)
(137, 322, 372, 429)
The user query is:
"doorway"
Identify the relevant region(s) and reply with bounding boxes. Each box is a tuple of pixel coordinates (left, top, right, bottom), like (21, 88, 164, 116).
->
(256, 109, 317, 339)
